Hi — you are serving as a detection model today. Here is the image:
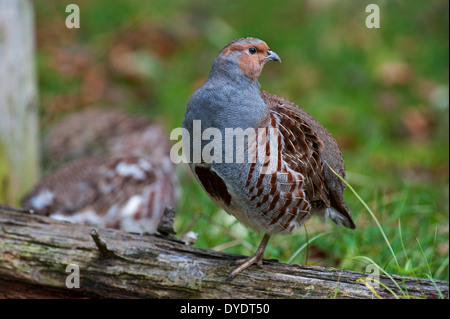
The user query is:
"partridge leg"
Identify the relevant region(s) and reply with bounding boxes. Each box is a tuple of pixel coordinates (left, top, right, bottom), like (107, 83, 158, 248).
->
(226, 234, 271, 281)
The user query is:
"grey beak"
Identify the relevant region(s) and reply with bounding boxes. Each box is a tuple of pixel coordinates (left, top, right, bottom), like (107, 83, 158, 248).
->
(266, 50, 281, 62)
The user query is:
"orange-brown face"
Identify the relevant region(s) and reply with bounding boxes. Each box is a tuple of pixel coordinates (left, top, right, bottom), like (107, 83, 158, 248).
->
(221, 40, 281, 81)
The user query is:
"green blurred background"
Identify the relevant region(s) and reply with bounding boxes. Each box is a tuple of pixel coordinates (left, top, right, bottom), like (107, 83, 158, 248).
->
(33, 0, 448, 282)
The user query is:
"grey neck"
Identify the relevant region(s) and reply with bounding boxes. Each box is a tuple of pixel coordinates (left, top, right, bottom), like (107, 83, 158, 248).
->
(198, 58, 269, 131)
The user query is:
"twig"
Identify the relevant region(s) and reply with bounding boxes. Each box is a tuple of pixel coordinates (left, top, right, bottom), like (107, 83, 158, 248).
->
(90, 229, 123, 259)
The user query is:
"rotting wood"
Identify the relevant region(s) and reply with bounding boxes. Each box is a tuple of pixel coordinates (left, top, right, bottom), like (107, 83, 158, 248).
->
(0, 207, 448, 299)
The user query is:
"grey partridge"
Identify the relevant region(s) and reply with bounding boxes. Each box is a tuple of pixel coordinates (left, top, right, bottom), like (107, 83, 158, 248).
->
(44, 108, 157, 167)
(23, 109, 178, 233)
(182, 37, 356, 280)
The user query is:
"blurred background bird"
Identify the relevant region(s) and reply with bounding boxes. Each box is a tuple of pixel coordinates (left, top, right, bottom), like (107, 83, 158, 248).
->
(22, 108, 179, 233)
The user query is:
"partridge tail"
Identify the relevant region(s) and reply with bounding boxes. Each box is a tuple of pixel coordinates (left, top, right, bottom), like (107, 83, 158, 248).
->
(327, 191, 356, 229)
(315, 191, 356, 229)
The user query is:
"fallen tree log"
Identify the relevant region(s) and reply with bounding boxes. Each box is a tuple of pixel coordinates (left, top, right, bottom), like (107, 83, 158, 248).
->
(0, 207, 448, 299)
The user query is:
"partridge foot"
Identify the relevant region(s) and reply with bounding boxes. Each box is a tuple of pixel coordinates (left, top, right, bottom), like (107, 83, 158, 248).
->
(226, 234, 270, 281)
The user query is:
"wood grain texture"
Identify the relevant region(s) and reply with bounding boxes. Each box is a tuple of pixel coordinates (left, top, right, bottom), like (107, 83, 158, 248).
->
(0, 207, 447, 299)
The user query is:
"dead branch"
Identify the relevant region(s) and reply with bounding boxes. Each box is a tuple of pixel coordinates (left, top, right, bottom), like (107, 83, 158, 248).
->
(0, 207, 447, 299)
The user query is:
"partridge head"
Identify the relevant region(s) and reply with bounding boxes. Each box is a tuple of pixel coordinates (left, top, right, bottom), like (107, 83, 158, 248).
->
(183, 37, 356, 280)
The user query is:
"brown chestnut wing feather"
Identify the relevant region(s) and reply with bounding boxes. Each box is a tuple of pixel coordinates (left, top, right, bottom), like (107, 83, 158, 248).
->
(261, 91, 330, 207)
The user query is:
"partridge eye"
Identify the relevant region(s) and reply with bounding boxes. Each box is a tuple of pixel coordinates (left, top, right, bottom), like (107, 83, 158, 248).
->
(248, 47, 257, 55)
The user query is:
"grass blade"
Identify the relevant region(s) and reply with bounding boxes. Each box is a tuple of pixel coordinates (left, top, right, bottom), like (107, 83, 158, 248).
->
(287, 231, 330, 264)
(416, 237, 444, 299)
(353, 256, 405, 298)
(326, 164, 400, 269)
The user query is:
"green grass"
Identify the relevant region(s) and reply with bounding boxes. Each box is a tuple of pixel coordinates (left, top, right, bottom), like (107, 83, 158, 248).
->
(33, 0, 448, 282)
(332, 164, 446, 298)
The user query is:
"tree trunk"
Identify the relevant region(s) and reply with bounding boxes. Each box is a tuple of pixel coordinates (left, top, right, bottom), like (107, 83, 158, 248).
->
(0, 207, 447, 299)
(0, 0, 39, 205)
